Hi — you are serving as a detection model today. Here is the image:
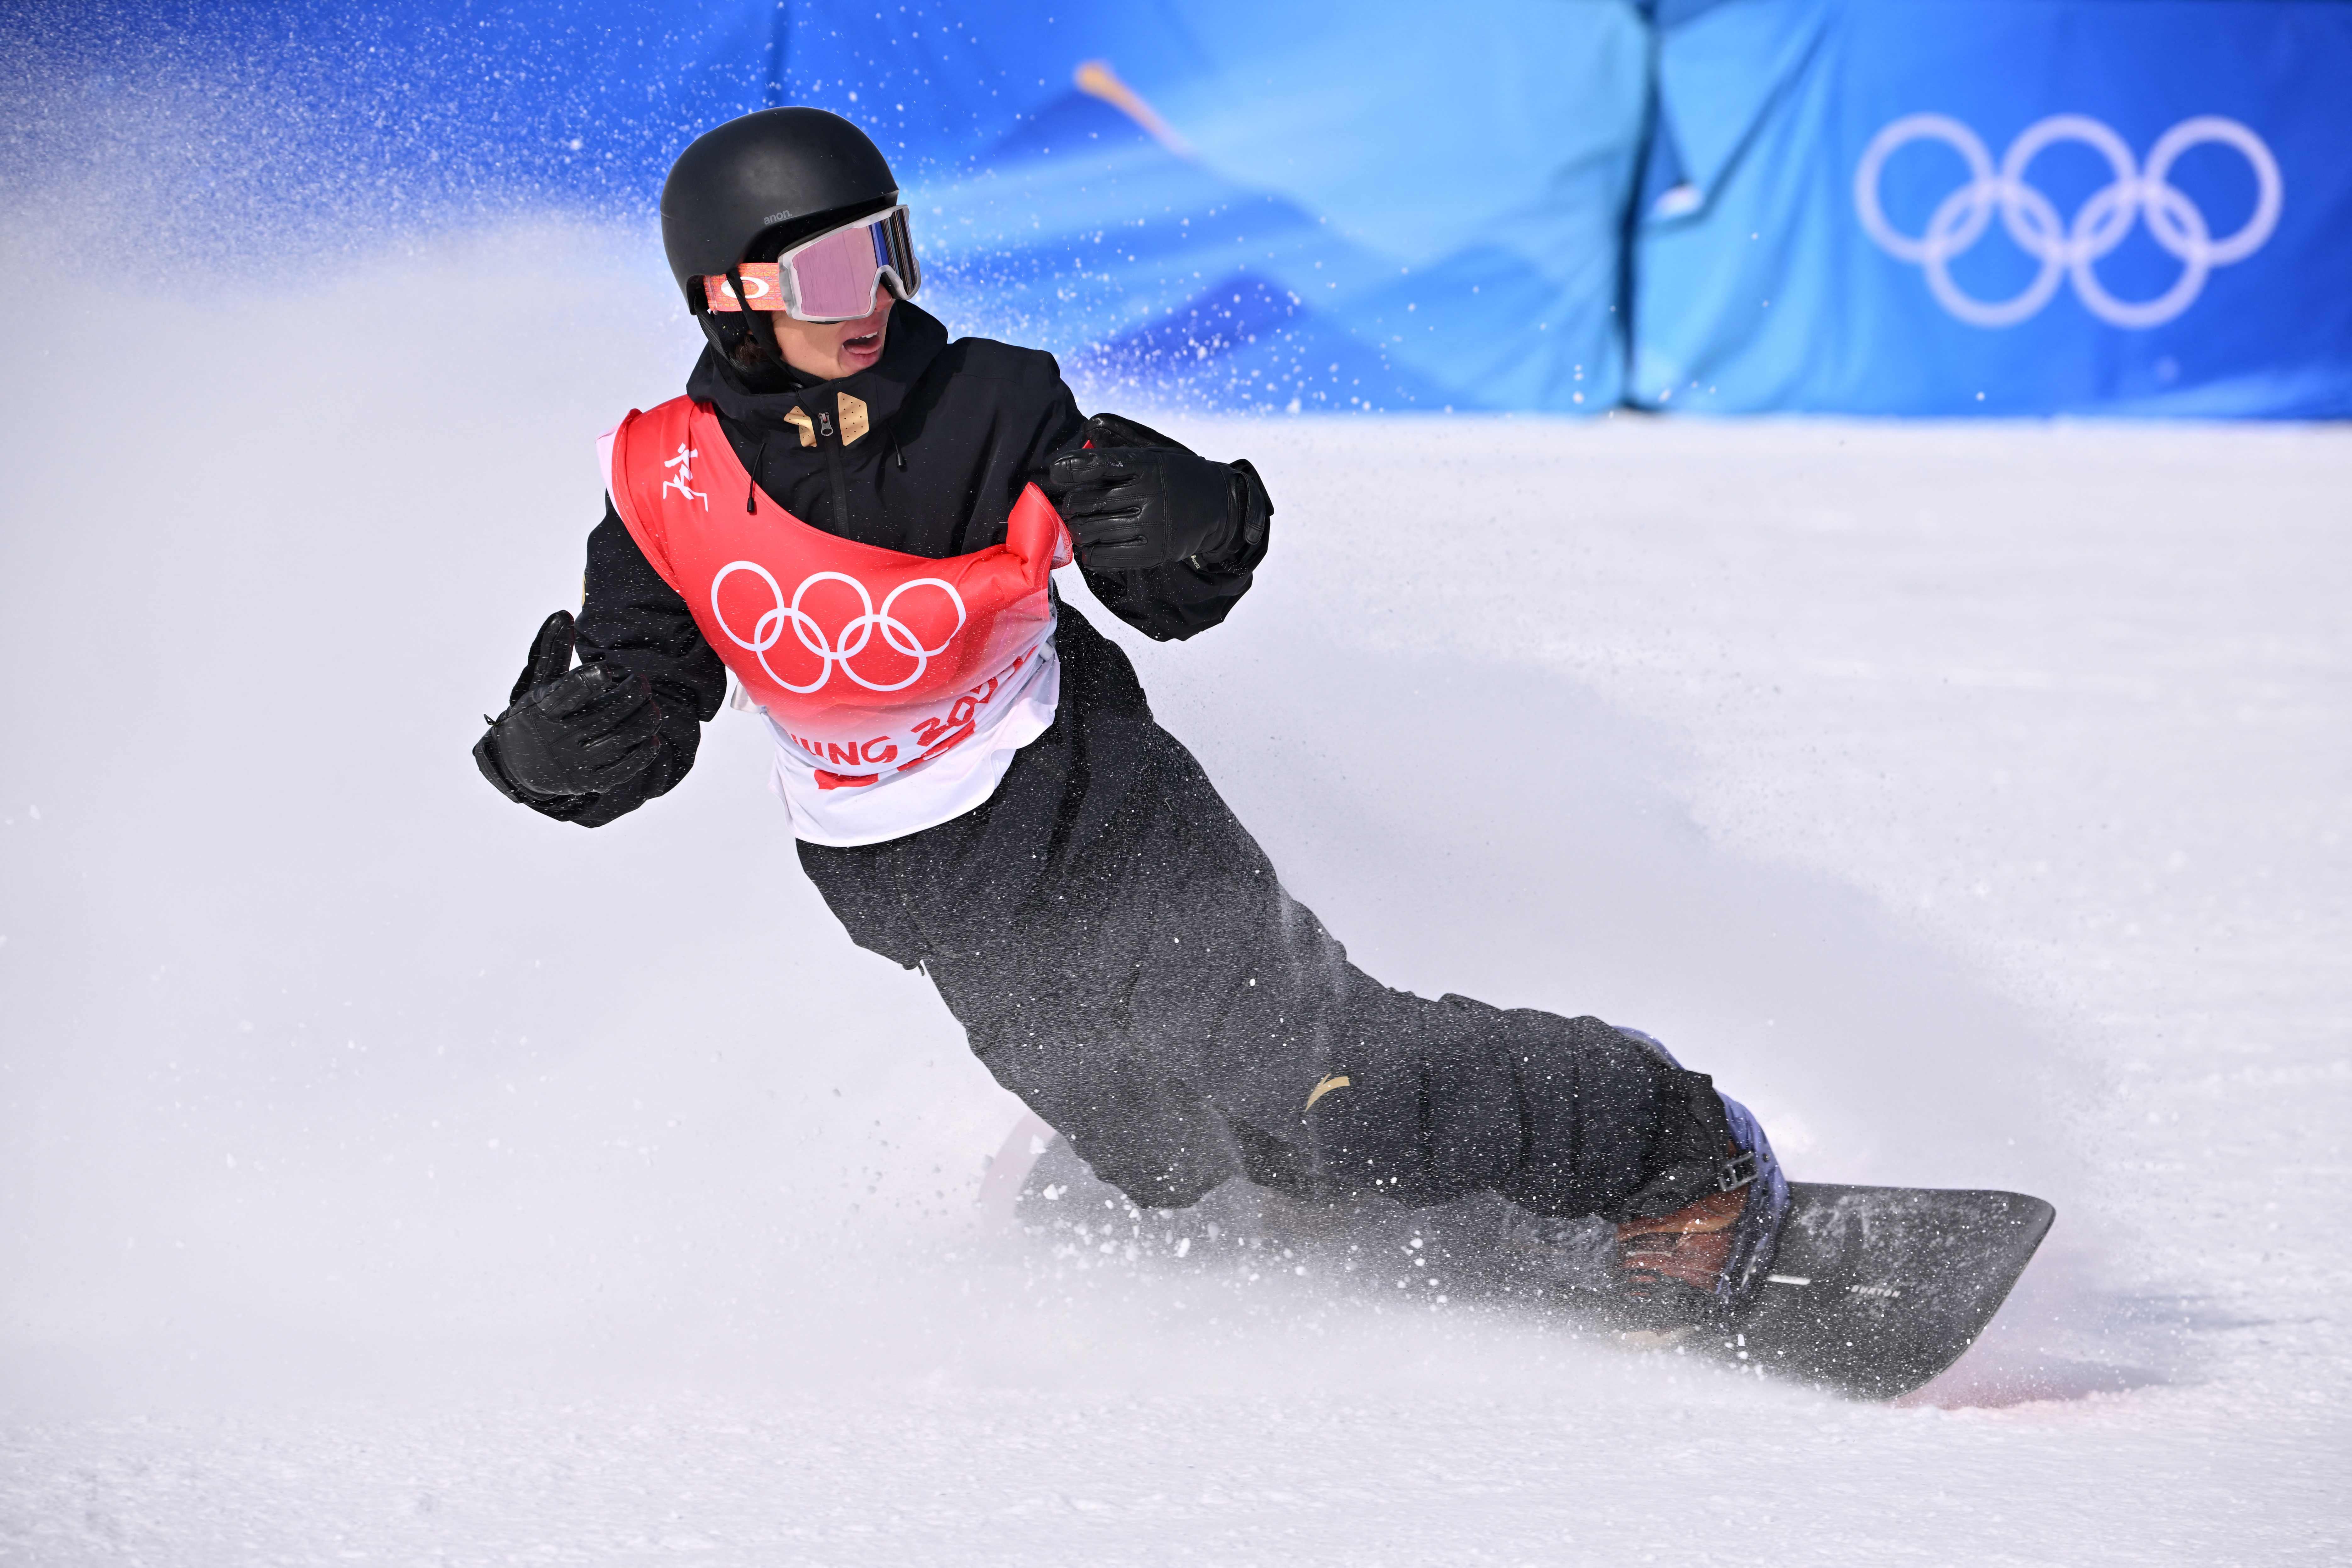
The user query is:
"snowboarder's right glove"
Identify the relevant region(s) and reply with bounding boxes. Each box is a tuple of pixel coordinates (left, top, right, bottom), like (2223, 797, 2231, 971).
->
(473, 611, 666, 814)
(1041, 414, 1267, 573)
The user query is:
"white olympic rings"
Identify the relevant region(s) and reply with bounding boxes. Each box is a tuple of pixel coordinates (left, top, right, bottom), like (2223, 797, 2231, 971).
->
(1854, 113, 2282, 328)
(710, 563, 966, 694)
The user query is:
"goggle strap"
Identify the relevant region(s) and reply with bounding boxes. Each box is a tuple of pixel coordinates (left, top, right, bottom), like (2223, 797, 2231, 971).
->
(704, 263, 783, 314)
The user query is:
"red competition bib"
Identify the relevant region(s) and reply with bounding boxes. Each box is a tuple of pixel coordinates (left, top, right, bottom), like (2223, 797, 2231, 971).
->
(605, 396, 1070, 789)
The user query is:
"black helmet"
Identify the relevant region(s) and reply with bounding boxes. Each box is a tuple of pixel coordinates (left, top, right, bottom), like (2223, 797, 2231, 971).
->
(661, 107, 902, 314)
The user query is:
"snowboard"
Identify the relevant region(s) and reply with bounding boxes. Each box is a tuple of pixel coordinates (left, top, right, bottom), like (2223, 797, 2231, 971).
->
(984, 1116, 2053, 1402)
(1693, 1180, 2054, 1398)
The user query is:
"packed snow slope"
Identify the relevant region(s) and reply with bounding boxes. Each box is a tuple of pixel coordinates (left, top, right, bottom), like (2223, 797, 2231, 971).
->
(0, 218, 2346, 1565)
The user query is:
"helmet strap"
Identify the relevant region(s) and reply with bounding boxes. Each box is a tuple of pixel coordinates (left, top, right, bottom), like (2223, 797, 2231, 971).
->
(724, 265, 780, 366)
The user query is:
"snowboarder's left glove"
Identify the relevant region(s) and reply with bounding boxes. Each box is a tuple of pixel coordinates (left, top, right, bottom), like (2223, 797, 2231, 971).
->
(1043, 439, 1248, 573)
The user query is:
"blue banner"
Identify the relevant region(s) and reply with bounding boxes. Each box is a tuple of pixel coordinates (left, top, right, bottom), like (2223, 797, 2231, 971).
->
(18, 1, 2344, 416)
(1631, 0, 2352, 416)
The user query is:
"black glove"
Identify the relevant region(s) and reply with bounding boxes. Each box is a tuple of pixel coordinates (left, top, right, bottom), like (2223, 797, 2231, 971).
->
(1041, 415, 1246, 572)
(473, 611, 665, 810)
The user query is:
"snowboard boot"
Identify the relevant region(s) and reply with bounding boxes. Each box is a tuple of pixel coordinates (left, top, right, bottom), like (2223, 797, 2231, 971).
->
(1615, 1093, 1789, 1322)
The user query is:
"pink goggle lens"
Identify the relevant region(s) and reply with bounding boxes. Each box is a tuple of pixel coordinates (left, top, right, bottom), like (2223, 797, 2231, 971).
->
(786, 220, 890, 320)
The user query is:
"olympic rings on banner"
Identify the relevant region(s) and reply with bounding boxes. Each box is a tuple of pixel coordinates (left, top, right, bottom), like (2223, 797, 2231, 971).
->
(1854, 113, 2282, 328)
(709, 563, 967, 694)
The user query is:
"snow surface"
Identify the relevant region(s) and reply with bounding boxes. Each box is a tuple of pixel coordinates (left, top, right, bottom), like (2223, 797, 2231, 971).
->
(1, 219, 2347, 1565)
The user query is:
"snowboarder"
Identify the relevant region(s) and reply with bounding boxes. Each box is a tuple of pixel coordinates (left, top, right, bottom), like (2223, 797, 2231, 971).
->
(472, 107, 1790, 1321)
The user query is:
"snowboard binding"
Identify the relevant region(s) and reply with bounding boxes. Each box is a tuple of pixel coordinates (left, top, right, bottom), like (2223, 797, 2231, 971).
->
(1612, 1095, 1792, 1324)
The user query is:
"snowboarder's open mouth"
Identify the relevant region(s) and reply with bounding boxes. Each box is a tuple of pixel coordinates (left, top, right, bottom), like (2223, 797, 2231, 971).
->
(838, 316, 888, 365)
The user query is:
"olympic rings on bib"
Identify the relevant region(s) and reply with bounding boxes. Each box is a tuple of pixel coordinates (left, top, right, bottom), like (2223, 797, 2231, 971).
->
(1854, 113, 2282, 328)
(710, 562, 967, 694)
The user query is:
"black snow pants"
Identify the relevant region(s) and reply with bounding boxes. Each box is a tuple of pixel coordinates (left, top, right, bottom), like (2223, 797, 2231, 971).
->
(799, 604, 1721, 1216)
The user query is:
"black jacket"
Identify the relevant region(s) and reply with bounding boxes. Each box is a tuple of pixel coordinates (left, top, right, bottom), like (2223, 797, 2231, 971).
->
(543, 300, 1267, 825)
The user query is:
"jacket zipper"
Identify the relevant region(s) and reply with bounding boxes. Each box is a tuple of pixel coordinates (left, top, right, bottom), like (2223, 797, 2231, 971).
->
(817, 403, 852, 535)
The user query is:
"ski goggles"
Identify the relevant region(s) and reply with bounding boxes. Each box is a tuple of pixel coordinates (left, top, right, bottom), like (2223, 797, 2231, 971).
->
(700, 206, 921, 323)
